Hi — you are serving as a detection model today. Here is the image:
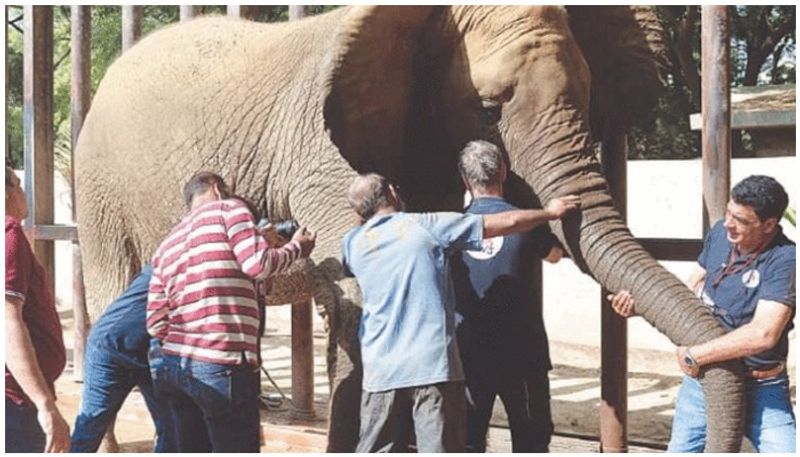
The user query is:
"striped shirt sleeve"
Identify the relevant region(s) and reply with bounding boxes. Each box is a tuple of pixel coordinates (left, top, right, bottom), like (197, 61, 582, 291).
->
(146, 259, 170, 340)
(223, 200, 302, 280)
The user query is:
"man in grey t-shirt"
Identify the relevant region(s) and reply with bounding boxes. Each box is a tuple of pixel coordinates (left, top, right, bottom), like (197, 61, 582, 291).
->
(342, 173, 579, 452)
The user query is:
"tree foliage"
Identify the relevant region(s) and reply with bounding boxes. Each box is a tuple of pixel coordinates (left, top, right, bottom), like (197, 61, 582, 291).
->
(628, 6, 796, 160)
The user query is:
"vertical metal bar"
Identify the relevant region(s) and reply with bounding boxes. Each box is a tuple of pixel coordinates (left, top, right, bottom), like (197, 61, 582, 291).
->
(701, 6, 731, 233)
(70, 4, 91, 382)
(599, 134, 628, 453)
(291, 299, 316, 419)
(180, 5, 200, 22)
(227, 5, 260, 20)
(288, 5, 308, 21)
(22, 6, 55, 293)
(121, 5, 142, 52)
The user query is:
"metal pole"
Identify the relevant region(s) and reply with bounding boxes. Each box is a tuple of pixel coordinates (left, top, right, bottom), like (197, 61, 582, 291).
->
(70, 4, 91, 383)
(227, 5, 260, 20)
(701, 6, 731, 233)
(180, 5, 200, 22)
(599, 134, 628, 453)
(121, 5, 142, 52)
(22, 6, 55, 293)
(291, 299, 315, 419)
(288, 5, 308, 21)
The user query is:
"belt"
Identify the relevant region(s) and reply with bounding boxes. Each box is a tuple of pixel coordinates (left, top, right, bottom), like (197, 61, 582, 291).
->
(746, 362, 785, 380)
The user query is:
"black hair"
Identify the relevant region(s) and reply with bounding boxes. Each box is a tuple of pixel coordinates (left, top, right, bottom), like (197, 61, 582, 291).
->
(182, 171, 230, 208)
(731, 175, 789, 222)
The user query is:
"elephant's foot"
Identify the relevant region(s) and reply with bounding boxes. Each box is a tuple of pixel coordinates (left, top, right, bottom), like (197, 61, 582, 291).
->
(324, 293, 363, 452)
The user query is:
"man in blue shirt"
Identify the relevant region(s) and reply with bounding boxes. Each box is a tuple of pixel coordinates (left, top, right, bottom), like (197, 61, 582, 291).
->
(70, 265, 185, 452)
(454, 140, 565, 452)
(610, 175, 795, 452)
(342, 173, 580, 452)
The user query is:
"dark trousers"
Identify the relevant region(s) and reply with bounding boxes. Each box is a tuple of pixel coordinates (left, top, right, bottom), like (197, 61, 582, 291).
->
(357, 381, 466, 453)
(152, 353, 261, 452)
(465, 368, 553, 452)
(5, 398, 46, 452)
(70, 345, 176, 452)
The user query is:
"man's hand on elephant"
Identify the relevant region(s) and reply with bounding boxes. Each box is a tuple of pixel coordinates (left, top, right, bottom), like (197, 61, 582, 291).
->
(607, 290, 636, 318)
(545, 195, 581, 219)
(676, 346, 700, 378)
(259, 223, 287, 248)
(292, 226, 316, 258)
(544, 245, 564, 263)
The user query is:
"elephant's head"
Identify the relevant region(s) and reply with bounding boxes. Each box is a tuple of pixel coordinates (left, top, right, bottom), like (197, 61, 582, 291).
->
(322, 6, 744, 451)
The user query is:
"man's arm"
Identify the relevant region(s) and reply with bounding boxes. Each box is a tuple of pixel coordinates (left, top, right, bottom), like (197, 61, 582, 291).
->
(483, 195, 580, 238)
(678, 299, 793, 376)
(224, 202, 315, 280)
(5, 297, 71, 452)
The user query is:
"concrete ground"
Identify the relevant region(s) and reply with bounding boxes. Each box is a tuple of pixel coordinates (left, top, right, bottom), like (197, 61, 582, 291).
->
(57, 306, 796, 453)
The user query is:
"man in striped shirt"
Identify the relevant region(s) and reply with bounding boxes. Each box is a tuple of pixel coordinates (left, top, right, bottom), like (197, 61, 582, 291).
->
(147, 171, 315, 452)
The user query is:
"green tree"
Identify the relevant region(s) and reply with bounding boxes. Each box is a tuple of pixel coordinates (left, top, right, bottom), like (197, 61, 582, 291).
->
(627, 5, 795, 160)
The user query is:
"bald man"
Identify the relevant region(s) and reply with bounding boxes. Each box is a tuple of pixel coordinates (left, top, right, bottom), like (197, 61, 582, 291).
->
(341, 173, 579, 452)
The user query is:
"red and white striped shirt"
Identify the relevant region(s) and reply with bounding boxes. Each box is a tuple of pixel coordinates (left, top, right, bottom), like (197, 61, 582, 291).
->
(147, 199, 301, 365)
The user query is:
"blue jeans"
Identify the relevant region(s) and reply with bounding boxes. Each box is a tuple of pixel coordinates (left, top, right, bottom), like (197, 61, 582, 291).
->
(668, 374, 796, 452)
(5, 398, 46, 452)
(153, 353, 261, 452)
(70, 344, 177, 452)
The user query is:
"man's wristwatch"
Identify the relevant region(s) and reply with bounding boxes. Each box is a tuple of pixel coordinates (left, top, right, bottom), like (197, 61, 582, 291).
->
(684, 347, 698, 368)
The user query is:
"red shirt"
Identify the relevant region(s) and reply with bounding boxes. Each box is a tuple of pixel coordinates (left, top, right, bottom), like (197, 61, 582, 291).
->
(5, 216, 66, 406)
(147, 199, 301, 365)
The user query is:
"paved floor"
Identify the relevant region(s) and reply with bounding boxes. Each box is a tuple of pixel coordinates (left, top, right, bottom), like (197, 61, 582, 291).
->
(55, 306, 793, 452)
(56, 331, 670, 452)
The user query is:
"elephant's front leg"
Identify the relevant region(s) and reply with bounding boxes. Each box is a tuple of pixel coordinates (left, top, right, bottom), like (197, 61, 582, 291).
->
(324, 277, 363, 453)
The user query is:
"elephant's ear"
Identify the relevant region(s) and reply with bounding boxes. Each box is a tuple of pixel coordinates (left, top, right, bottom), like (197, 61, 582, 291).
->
(567, 6, 670, 142)
(322, 6, 434, 176)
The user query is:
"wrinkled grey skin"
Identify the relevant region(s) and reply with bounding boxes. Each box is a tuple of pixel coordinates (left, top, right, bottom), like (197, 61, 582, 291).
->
(76, 6, 744, 452)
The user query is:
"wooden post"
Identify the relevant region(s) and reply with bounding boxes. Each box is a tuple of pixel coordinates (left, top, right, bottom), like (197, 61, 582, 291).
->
(599, 135, 628, 452)
(701, 6, 731, 232)
(288, 5, 308, 21)
(180, 5, 200, 22)
(227, 5, 260, 20)
(22, 6, 55, 294)
(121, 5, 142, 51)
(291, 299, 315, 419)
(70, 5, 91, 383)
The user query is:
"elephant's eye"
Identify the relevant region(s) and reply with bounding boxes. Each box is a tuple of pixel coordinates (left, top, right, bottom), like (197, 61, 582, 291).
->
(480, 100, 502, 125)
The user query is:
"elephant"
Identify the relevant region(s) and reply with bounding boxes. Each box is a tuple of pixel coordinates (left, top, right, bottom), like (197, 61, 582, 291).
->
(75, 6, 745, 452)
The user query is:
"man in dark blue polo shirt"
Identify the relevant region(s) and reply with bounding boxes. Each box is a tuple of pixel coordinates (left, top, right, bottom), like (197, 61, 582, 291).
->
(70, 265, 182, 452)
(611, 175, 795, 452)
(454, 140, 565, 452)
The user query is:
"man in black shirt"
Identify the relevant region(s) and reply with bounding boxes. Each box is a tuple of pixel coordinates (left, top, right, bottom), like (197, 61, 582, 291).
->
(453, 140, 564, 452)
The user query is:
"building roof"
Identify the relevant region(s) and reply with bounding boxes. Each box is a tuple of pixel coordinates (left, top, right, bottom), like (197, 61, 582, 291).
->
(689, 84, 795, 130)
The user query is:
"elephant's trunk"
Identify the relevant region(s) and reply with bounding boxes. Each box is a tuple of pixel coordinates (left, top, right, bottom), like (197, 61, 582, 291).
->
(521, 112, 745, 452)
